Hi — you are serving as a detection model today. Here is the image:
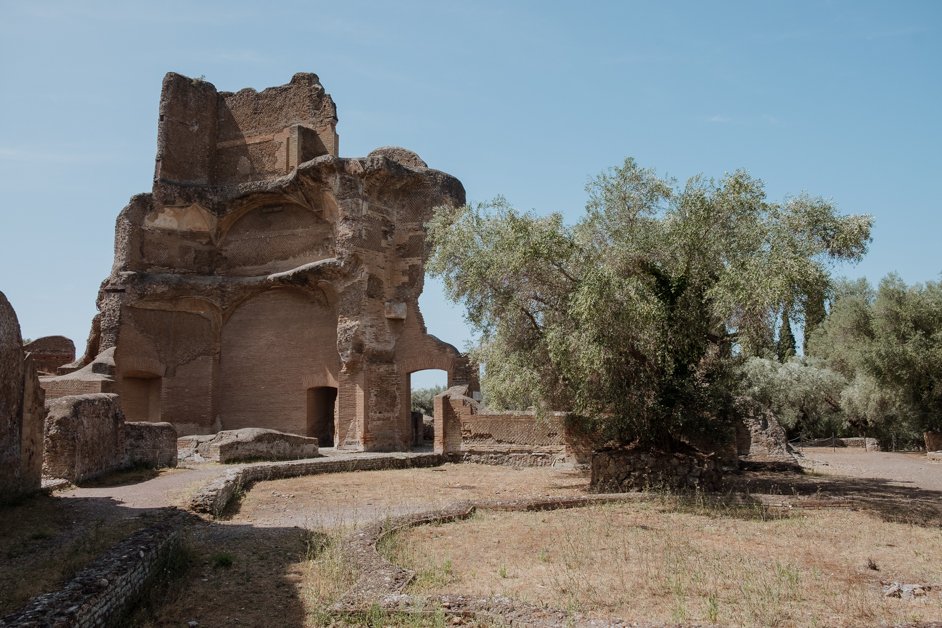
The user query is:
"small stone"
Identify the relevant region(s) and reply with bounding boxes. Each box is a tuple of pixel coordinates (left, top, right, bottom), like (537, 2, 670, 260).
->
(98, 578, 109, 587)
(188, 621, 199, 628)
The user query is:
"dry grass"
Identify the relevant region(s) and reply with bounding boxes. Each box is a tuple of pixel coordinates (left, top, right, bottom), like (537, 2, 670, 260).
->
(230, 463, 589, 528)
(386, 495, 942, 626)
(0, 493, 153, 615)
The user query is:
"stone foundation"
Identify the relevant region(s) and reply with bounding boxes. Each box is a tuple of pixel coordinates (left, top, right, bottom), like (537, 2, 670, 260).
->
(177, 427, 319, 463)
(590, 446, 723, 492)
(434, 386, 590, 466)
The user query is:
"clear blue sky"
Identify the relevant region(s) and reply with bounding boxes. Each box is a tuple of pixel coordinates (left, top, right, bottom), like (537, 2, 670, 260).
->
(1, 1, 939, 388)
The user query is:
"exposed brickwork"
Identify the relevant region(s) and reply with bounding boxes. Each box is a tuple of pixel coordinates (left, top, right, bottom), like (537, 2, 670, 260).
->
(0, 513, 189, 628)
(43, 72, 478, 451)
(23, 336, 75, 376)
(434, 386, 586, 466)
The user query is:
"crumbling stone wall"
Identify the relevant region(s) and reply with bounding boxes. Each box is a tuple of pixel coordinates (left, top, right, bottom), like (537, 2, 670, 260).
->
(44, 394, 178, 481)
(23, 336, 75, 375)
(590, 447, 723, 492)
(0, 291, 45, 503)
(43, 72, 477, 451)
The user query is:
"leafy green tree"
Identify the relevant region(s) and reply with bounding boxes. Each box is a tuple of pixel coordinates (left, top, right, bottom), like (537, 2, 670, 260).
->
(411, 385, 445, 416)
(739, 356, 846, 437)
(809, 275, 942, 444)
(776, 309, 797, 362)
(428, 158, 871, 448)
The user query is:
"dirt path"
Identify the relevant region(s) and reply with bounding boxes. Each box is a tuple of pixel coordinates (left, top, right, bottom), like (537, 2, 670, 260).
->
(799, 447, 942, 492)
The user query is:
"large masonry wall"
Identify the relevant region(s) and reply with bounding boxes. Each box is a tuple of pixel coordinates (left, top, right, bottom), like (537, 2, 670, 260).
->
(0, 291, 44, 502)
(43, 72, 476, 451)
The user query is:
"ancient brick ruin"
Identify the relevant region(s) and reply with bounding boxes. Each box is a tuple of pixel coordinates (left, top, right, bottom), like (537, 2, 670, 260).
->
(23, 336, 75, 376)
(44, 72, 476, 451)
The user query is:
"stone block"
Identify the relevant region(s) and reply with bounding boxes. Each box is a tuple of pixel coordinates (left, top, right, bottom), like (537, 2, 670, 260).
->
(123, 421, 177, 468)
(177, 427, 318, 463)
(44, 393, 125, 482)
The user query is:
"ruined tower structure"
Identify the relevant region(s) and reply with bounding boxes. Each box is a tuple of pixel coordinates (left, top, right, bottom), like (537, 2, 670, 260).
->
(49, 72, 475, 451)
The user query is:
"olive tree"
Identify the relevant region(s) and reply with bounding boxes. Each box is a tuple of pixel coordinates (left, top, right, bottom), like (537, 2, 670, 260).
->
(428, 158, 871, 448)
(809, 275, 942, 443)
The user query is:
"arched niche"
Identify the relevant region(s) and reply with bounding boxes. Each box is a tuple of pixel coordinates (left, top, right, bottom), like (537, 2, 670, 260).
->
(218, 202, 333, 276)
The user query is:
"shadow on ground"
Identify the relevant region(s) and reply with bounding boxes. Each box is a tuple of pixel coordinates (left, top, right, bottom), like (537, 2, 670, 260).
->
(728, 466, 942, 526)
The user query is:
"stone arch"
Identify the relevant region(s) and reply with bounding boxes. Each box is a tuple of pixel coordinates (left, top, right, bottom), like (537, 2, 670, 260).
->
(219, 287, 339, 435)
(217, 201, 333, 276)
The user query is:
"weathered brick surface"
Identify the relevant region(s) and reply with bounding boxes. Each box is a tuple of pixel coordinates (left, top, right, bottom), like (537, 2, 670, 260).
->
(44, 72, 478, 451)
(434, 386, 583, 466)
(0, 291, 44, 503)
(23, 336, 75, 376)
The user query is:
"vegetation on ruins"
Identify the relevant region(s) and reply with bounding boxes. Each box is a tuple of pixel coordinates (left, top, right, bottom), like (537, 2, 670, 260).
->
(428, 157, 872, 448)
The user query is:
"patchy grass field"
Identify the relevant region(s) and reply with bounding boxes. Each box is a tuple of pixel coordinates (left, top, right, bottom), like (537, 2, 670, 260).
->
(384, 495, 942, 626)
(0, 493, 157, 615)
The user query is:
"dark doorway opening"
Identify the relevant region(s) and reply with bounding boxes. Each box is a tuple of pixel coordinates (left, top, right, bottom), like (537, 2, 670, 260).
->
(306, 386, 337, 447)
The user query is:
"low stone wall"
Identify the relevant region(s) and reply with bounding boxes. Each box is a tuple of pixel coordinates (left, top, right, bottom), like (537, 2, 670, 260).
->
(802, 436, 881, 451)
(0, 513, 188, 627)
(43, 394, 176, 482)
(332, 493, 646, 623)
(590, 447, 723, 492)
(434, 387, 587, 466)
(178, 428, 318, 463)
(124, 422, 177, 468)
(189, 452, 445, 517)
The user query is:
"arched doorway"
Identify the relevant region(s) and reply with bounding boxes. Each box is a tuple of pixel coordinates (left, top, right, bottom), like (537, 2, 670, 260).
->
(407, 368, 447, 449)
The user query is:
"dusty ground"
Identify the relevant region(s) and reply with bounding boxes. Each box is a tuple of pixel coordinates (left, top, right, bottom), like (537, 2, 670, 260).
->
(389, 498, 942, 626)
(800, 446, 942, 492)
(227, 463, 589, 528)
(6, 450, 941, 626)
